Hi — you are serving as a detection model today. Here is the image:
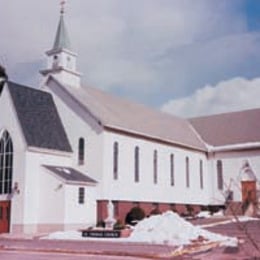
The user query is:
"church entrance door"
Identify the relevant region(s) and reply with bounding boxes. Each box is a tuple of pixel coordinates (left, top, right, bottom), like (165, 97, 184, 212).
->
(0, 201, 10, 233)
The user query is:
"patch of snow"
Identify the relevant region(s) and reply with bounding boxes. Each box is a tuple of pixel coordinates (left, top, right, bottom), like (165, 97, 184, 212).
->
(199, 215, 258, 228)
(128, 211, 237, 247)
(196, 209, 224, 219)
(44, 211, 243, 247)
(236, 216, 258, 222)
(46, 230, 82, 240)
(212, 209, 224, 217)
(196, 211, 211, 218)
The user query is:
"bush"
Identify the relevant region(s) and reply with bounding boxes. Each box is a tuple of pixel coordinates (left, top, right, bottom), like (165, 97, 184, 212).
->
(150, 207, 161, 216)
(113, 219, 125, 230)
(96, 220, 105, 228)
(186, 204, 194, 216)
(125, 206, 146, 225)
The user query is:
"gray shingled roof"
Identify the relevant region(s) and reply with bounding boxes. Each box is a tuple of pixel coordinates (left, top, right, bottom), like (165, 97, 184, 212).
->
(48, 77, 206, 151)
(189, 108, 260, 146)
(7, 81, 72, 152)
(43, 165, 97, 184)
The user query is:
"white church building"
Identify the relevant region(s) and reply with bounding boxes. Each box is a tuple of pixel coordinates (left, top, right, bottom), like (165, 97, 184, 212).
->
(0, 8, 260, 234)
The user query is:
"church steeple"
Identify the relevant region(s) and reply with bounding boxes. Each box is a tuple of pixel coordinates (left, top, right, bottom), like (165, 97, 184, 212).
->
(40, 1, 81, 87)
(52, 5, 71, 51)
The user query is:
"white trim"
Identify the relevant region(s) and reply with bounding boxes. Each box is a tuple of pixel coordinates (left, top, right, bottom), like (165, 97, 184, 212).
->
(208, 142, 260, 152)
(46, 76, 103, 128)
(27, 146, 72, 157)
(42, 166, 97, 186)
(105, 124, 207, 152)
(6, 84, 28, 151)
(40, 67, 81, 77)
(46, 48, 78, 57)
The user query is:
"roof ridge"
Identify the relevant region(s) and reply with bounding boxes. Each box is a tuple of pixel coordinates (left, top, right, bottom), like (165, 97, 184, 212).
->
(189, 107, 260, 120)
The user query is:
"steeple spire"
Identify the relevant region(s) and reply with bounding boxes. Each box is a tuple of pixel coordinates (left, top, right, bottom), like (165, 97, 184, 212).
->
(53, 1, 71, 51)
(40, 1, 81, 88)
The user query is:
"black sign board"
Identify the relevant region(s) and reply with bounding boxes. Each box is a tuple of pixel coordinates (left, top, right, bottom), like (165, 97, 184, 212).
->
(81, 230, 121, 238)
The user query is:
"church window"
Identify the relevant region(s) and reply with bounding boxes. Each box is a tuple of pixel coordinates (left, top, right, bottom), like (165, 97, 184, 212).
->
(113, 142, 119, 180)
(186, 157, 190, 188)
(217, 160, 223, 190)
(153, 150, 158, 184)
(0, 131, 13, 195)
(78, 138, 85, 165)
(78, 187, 85, 204)
(200, 160, 203, 189)
(53, 55, 59, 68)
(66, 56, 72, 69)
(134, 146, 139, 182)
(170, 154, 174, 186)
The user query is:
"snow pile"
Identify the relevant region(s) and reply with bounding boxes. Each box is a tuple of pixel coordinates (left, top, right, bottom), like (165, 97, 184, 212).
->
(196, 209, 224, 218)
(196, 211, 212, 218)
(47, 230, 82, 240)
(128, 211, 237, 246)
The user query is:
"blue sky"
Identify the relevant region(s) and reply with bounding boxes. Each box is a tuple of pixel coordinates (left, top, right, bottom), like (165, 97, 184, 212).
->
(246, 0, 260, 31)
(0, 0, 260, 117)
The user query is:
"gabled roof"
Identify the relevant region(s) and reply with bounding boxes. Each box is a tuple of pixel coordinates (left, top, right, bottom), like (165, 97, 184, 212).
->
(189, 108, 260, 147)
(43, 165, 97, 185)
(48, 77, 206, 151)
(7, 81, 72, 152)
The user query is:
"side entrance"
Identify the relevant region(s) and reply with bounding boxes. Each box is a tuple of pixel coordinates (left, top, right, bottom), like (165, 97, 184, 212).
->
(0, 201, 11, 233)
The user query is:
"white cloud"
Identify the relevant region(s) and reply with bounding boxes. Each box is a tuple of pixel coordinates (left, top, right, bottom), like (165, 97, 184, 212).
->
(161, 77, 260, 117)
(1, 0, 260, 109)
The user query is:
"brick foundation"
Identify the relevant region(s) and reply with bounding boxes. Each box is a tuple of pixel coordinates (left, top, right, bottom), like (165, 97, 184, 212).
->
(97, 200, 202, 224)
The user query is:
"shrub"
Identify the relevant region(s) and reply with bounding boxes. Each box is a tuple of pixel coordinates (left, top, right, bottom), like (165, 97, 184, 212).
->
(186, 204, 194, 216)
(125, 206, 146, 225)
(96, 220, 105, 228)
(150, 207, 161, 216)
(113, 219, 125, 230)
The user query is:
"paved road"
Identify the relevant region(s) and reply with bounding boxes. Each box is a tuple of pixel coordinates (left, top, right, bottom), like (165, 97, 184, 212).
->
(0, 219, 259, 259)
(188, 218, 260, 259)
(0, 238, 174, 259)
(0, 250, 146, 260)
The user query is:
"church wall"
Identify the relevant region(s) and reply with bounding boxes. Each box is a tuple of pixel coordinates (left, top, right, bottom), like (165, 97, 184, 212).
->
(22, 150, 71, 233)
(45, 82, 104, 186)
(64, 184, 97, 229)
(101, 131, 211, 206)
(0, 86, 27, 233)
(53, 70, 80, 88)
(37, 166, 65, 233)
(208, 149, 260, 205)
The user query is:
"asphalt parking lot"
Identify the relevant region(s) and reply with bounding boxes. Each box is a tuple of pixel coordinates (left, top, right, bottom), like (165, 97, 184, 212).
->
(0, 217, 259, 259)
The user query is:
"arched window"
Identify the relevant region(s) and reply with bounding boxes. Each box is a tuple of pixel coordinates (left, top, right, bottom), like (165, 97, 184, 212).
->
(217, 160, 223, 190)
(153, 150, 158, 184)
(186, 157, 190, 188)
(78, 138, 85, 165)
(134, 146, 139, 182)
(113, 142, 119, 180)
(0, 131, 13, 194)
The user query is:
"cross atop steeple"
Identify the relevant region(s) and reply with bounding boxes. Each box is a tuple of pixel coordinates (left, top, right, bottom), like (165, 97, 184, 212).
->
(60, 0, 66, 15)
